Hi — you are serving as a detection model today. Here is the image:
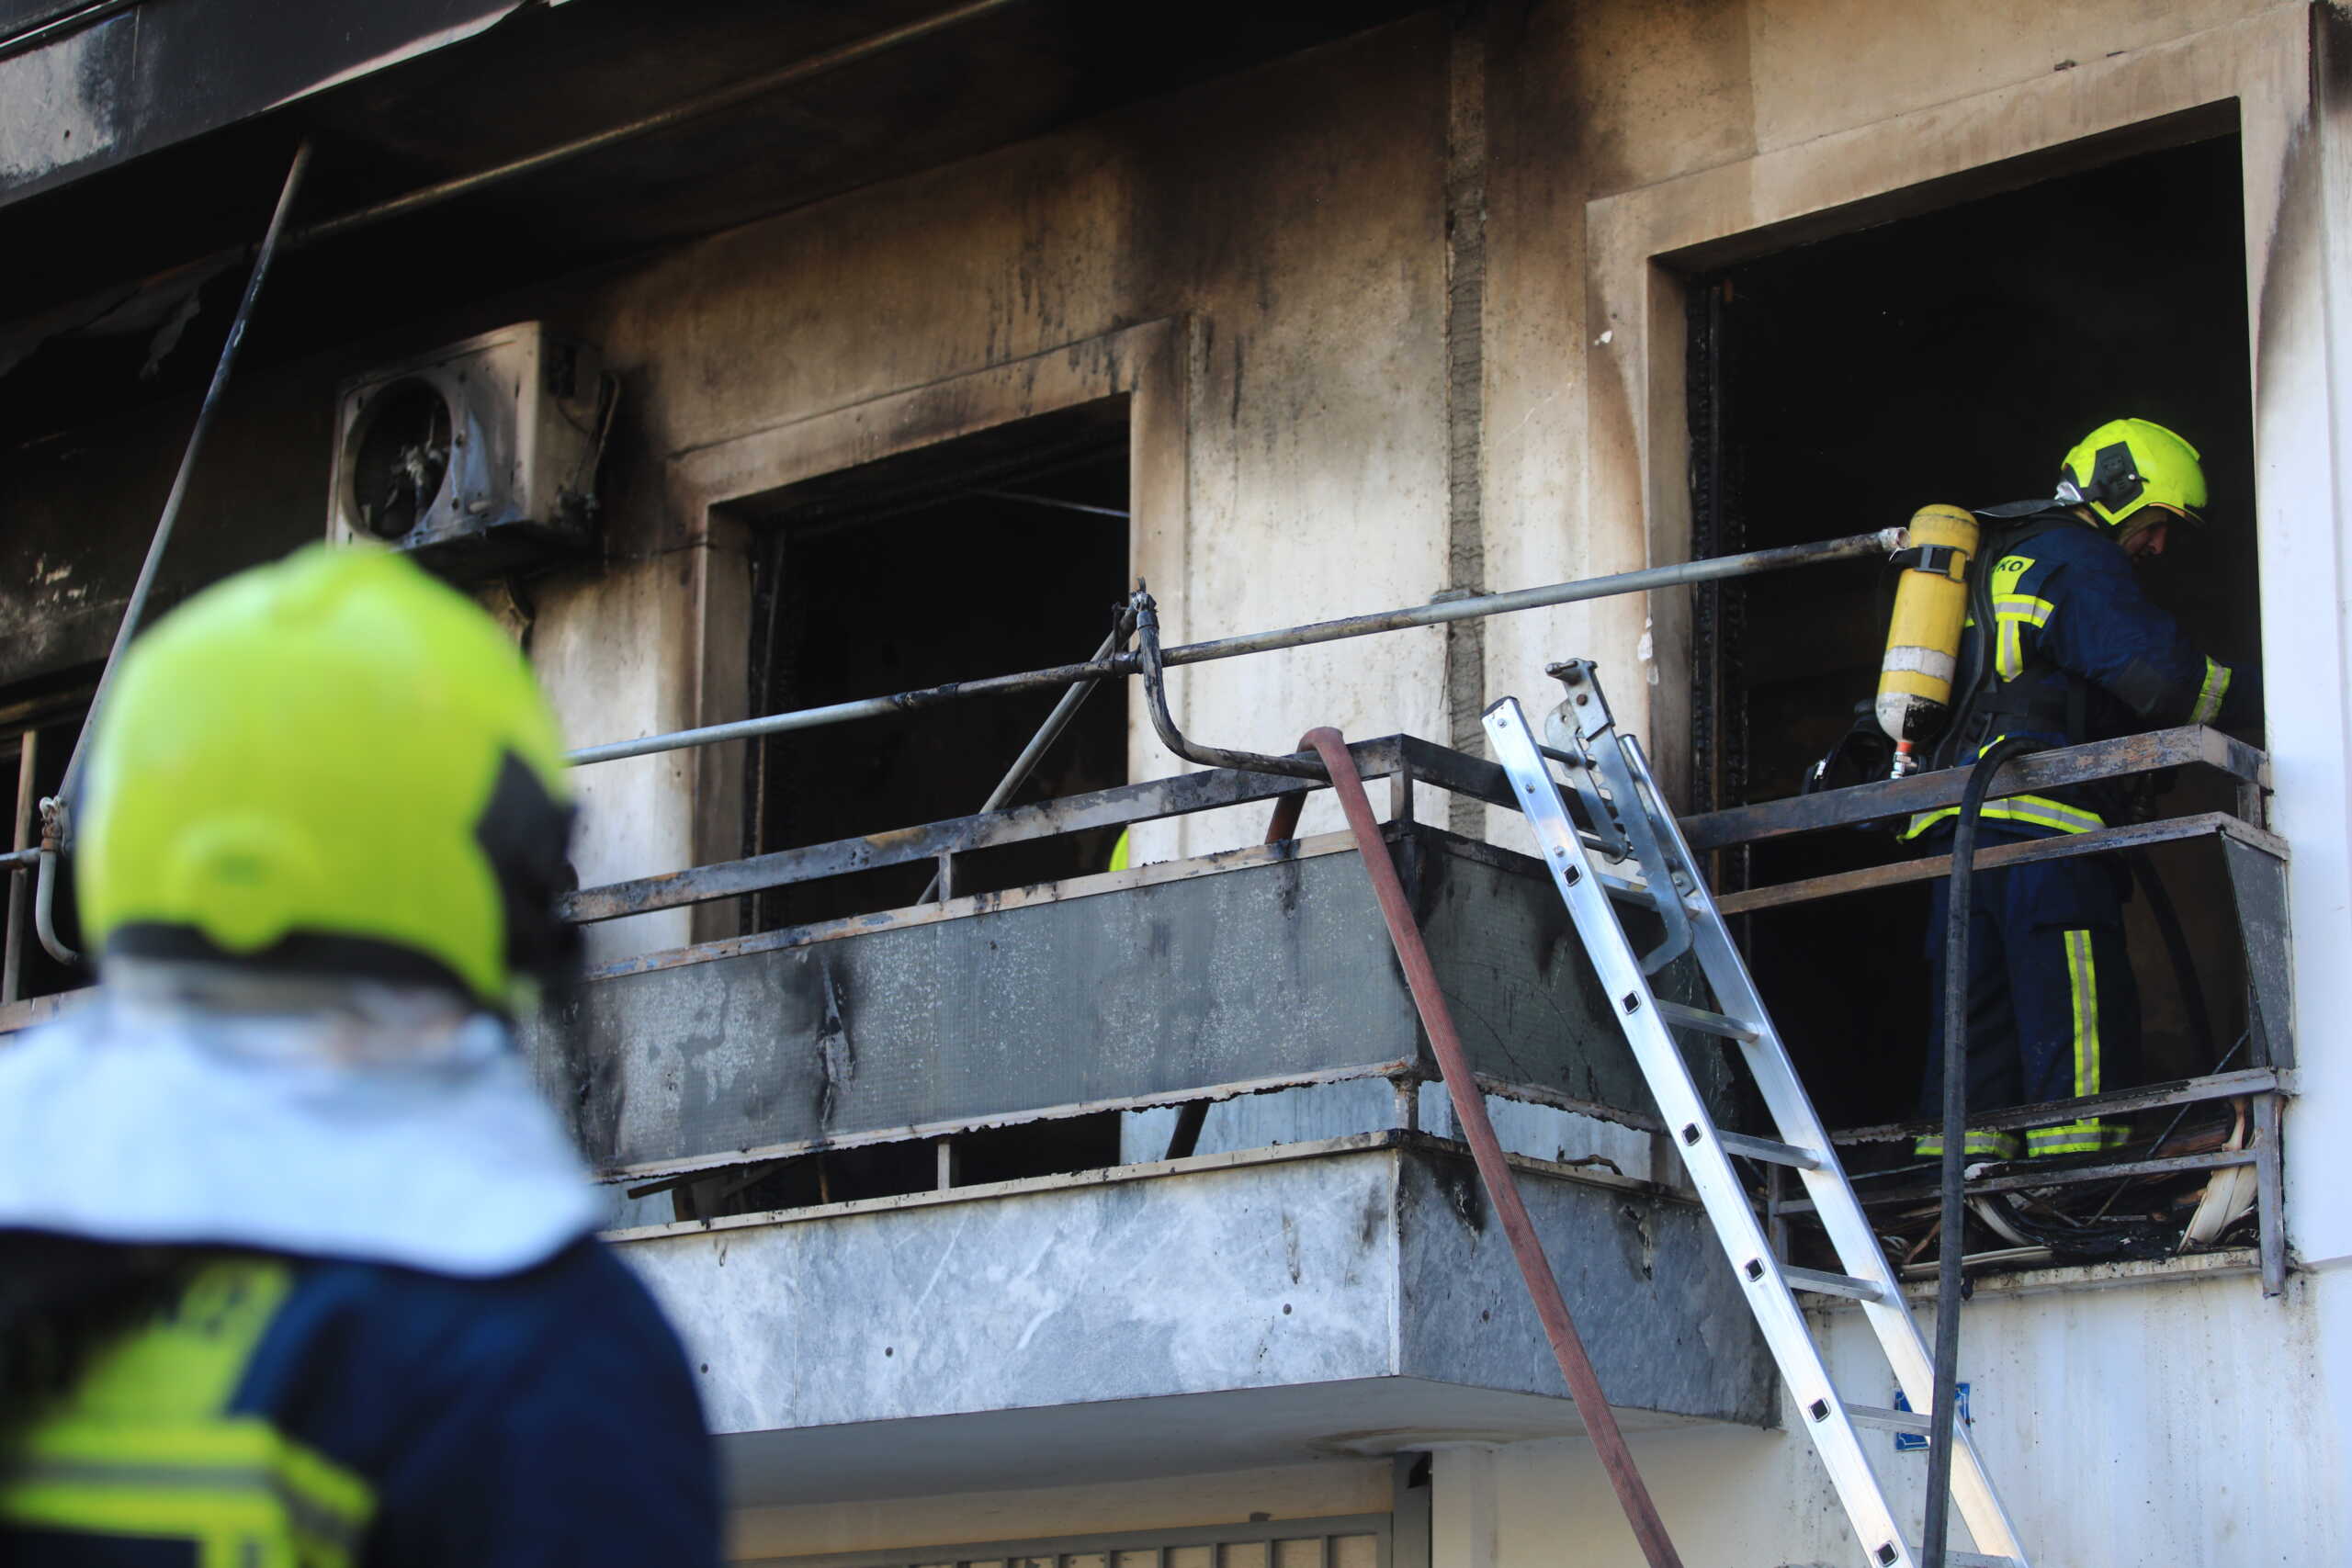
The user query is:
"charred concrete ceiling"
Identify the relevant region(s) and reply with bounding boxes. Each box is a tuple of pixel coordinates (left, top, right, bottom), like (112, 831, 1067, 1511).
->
(0, 0, 523, 209)
(0, 0, 1425, 446)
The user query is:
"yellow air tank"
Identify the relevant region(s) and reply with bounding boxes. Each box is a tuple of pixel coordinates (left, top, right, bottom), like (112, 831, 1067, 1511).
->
(1876, 503, 1980, 775)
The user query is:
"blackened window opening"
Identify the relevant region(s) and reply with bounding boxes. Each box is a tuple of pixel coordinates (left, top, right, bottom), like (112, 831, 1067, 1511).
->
(742, 400, 1133, 936)
(1686, 133, 2264, 1133)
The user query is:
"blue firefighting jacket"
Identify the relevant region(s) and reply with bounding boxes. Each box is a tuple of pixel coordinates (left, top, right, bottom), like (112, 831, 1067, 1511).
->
(1905, 508, 2237, 840)
(0, 1238, 719, 1567)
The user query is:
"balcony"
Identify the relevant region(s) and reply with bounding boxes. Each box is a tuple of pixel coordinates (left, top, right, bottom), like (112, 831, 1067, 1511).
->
(503, 712, 2295, 1505)
(526, 739, 1732, 1181)
(517, 737, 1773, 1503)
(0, 692, 2285, 1502)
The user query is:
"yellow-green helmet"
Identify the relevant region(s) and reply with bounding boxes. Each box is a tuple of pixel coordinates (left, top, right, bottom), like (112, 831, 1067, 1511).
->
(2056, 418, 2207, 534)
(76, 545, 576, 1010)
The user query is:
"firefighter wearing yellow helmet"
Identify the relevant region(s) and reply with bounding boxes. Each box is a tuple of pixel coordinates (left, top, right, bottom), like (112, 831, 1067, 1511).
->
(2055, 415, 2208, 539)
(0, 546, 719, 1565)
(75, 541, 579, 1008)
(1898, 419, 2251, 1162)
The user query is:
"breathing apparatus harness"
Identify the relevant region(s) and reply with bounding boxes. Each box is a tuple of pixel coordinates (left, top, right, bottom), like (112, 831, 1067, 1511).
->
(1926, 502, 2093, 775)
(1802, 502, 2095, 795)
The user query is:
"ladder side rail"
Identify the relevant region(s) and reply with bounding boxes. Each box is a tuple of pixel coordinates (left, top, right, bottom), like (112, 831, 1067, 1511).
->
(1546, 664, 1692, 972)
(1620, 736, 1912, 1292)
(1617, 736, 2030, 1566)
(1487, 702, 1923, 1568)
(1580, 739, 1694, 973)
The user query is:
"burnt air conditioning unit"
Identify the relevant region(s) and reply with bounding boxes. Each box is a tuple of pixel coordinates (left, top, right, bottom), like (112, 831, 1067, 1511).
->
(328, 322, 612, 580)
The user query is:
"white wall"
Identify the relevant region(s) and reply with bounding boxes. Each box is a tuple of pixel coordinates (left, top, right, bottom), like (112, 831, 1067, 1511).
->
(1431, 1267, 2343, 1565)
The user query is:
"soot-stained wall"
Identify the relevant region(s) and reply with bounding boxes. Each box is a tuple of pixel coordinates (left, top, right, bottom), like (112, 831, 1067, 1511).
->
(0, 15, 1455, 964)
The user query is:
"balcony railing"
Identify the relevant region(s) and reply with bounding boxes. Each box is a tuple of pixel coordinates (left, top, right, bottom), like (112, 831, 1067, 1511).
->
(529, 710, 2289, 1296)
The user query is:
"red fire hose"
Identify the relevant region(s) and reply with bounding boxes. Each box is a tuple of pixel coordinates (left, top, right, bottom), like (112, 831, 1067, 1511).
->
(1300, 728, 1684, 1568)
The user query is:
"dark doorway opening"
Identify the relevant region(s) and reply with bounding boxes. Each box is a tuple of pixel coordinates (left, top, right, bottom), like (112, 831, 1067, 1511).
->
(1687, 132, 2263, 1133)
(685, 402, 1136, 1224)
(743, 400, 1134, 935)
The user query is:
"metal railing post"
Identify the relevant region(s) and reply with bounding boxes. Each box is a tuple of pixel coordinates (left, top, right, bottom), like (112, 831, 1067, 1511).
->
(2, 729, 36, 1007)
(918, 604, 1137, 906)
(51, 141, 313, 820)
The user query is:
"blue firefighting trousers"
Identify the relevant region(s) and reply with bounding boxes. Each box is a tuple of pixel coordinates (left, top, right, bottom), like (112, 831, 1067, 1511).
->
(1917, 828, 2141, 1159)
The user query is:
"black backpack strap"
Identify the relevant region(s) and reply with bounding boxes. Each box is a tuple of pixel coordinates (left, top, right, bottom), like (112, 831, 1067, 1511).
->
(1973, 497, 2068, 522)
(1972, 505, 2096, 553)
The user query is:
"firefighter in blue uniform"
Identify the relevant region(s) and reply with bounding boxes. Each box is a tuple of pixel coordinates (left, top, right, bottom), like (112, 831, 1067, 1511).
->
(0, 547, 719, 1564)
(1905, 419, 2247, 1161)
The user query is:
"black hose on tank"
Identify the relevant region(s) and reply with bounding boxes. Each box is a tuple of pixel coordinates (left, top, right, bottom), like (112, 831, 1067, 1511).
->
(1921, 732, 2036, 1568)
(2128, 849, 2219, 1067)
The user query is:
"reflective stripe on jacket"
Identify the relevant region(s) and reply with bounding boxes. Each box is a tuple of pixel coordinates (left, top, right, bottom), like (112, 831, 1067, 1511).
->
(1, 1257, 375, 1566)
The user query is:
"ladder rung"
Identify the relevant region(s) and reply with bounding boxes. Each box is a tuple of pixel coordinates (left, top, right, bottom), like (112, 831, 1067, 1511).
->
(1934, 1552, 2022, 1567)
(1717, 1130, 1824, 1170)
(1843, 1403, 1932, 1435)
(1598, 876, 1712, 919)
(1654, 999, 1759, 1043)
(1781, 1266, 1891, 1304)
(1598, 872, 1658, 906)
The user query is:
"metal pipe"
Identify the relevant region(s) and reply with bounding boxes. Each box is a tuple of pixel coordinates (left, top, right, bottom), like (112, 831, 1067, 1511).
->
(51, 141, 314, 818)
(919, 604, 1136, 904)
(295, 0, 1025, 248)
(970, 489, 1131, 520)
(1173, 530, 1901, 667)
(972, 604, 1134, 805)
(570, 528, 1901, 767)
(3, 729, 37, 1004)
(1135, 589, 1325, 780)
(33, 840, 72, 966)
(561, 736, 1381, 924)
(1303, 726, 1684, 1568)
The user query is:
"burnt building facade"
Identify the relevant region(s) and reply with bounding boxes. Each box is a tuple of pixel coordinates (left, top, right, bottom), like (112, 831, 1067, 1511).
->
(2, 2, 2344, 1562)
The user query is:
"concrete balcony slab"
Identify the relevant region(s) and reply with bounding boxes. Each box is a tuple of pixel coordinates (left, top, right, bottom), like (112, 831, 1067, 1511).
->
(615, 1134, 1770, 1506)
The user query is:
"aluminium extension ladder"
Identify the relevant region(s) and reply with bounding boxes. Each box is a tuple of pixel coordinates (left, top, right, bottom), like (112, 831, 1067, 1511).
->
(1481, 660, 2029, 1568)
